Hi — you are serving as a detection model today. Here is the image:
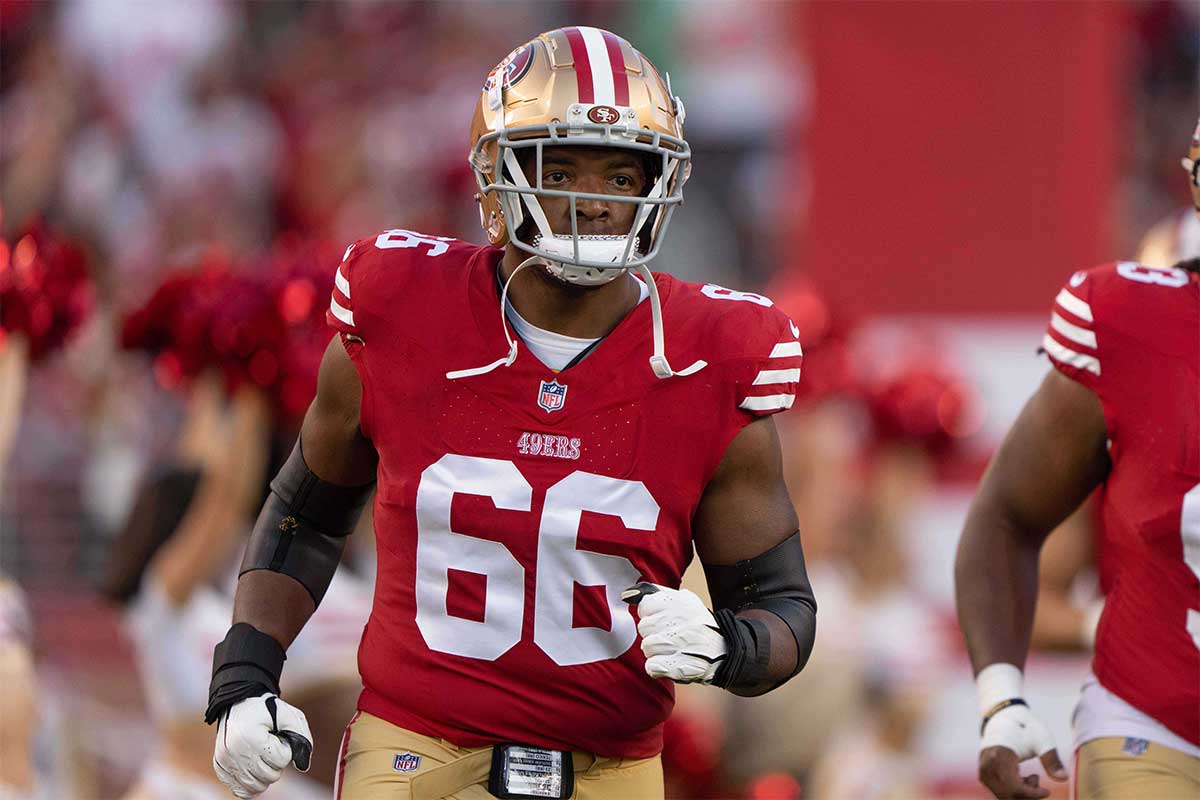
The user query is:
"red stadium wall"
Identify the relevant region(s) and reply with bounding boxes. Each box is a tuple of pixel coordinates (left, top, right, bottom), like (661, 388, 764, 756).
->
(798, 2, 1127, 314)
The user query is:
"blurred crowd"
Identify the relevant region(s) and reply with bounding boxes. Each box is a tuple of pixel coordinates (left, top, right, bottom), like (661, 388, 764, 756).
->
(0, 1, 1195, 799)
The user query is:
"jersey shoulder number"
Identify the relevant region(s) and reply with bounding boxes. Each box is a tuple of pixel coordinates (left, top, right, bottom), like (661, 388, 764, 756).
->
(1042, 261, 1195, 391)
(326, 229, 472, 340)
(673, 280, 804, 417)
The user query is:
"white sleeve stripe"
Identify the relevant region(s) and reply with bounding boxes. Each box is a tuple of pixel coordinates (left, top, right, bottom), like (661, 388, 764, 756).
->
(329, 296, 355, 327)
(1042, 334, 1099, 375)
(739, 394, 796, 412)
(335, 268, 351, 299)
(769, 342, 804, 358)
(342, 243, 355, 262)
(1050, 312, 1097, 348)
(1054, 289, 1093, 322)
(752, 368, 802, 386)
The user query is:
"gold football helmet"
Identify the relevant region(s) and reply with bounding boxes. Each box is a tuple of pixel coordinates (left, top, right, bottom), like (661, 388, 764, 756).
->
(455, 28, 701, 382)
(469, 27, 690, 284)
(1184, 115, 1200, 217)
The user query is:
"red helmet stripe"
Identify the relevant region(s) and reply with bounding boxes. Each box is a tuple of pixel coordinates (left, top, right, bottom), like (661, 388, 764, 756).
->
(601, 30, 630, 106)
(564, 27, 594, 104)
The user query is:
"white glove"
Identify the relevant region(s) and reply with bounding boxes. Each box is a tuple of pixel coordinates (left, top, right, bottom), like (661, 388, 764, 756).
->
(980, 701, 1059, 760)
(213, 693, 313, 799)
(622, 582, 727, 684)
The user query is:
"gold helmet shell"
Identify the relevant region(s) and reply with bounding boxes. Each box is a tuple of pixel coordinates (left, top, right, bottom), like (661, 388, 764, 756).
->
(468, 26, 690, 273)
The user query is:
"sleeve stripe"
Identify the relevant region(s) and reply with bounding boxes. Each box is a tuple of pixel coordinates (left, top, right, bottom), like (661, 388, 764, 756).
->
(769, 341, 804, 358)
(342, 243, 355, 262)
(1054, 289, 1093, 322)
(1042, 334, 1099, 375)
(752, 368, 802, 386)
(330, 296, 355, 327)
(335, 267, 351, 299)
(739, 394, 796, 412)
(1050, 312, 1096, 348)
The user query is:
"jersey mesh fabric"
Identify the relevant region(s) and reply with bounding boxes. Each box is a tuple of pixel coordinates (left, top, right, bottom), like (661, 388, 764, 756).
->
(326, 230, 802, 757)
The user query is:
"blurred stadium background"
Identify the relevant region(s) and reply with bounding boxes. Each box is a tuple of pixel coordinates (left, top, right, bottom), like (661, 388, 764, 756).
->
(0, 1, 1196, 798)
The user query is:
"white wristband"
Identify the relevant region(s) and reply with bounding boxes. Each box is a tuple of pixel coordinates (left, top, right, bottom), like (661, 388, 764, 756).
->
(976, 662, 1024, 716)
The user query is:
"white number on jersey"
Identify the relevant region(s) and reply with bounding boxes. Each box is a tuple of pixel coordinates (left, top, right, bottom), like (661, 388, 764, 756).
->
(1182, 483, 1200, 652)
(414, 454, 660, 665)
(1116, 262, 1190, 288)
(375, 229, 456, 257)
(700, 283, 774, 307)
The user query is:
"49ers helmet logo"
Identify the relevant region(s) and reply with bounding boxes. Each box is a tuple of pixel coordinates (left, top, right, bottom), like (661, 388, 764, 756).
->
(587, 105, 620, 124)
(484, 43, 534, 92)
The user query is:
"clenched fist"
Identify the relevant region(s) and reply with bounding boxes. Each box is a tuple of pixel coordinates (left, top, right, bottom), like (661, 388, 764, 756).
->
(622, 582, 727, 684)
(213, 693, 313, 799)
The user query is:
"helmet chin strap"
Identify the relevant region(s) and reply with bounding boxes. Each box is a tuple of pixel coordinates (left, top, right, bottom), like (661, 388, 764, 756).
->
(632, 263, 706, 380)
(447, 255, 707, 381)
(445, 256, 536, 380)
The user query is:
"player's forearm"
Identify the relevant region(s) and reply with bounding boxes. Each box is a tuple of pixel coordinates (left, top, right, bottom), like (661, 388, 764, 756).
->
(232, 571, 317, 650)
(955, 497, 1042, 673)
(724, 603, 815, 697)
(706, 532, 817, 696)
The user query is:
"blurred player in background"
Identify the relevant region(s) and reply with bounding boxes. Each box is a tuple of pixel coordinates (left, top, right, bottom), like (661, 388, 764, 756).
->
(204, 26, 817, 800)
(100, 377, 281, 800)
(103, 252, 373, 799)
(0, 339, 30, 798)
(955, 120, 1200, 798)
(0, 222, 93, 800)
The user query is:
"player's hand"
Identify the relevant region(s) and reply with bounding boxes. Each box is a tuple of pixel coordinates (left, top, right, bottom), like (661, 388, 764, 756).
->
(213, 693, 313, 799)
(622, 582, 727, 684)
(978, 704, 1067, 799)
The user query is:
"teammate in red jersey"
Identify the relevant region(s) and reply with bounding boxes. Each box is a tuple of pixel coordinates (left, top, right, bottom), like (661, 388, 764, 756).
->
(204, 27, 816, 800)
(954, 122, 1200, 799)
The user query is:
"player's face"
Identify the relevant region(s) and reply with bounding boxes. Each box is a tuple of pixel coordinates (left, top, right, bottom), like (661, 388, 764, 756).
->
(526, 146, 648, 237)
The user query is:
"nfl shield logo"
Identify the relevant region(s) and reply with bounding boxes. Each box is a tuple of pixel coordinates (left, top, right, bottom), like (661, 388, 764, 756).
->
(1122, 738, 1149, 757)
(538, 380, 568, 413)
(393, 752, 421, 772)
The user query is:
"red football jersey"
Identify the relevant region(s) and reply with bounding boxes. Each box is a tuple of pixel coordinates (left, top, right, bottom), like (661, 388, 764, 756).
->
(326, 229, 802, 758)
(1042, 261, 1200, 746)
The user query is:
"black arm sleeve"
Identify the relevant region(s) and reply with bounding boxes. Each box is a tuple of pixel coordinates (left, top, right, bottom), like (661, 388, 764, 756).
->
(239, 441, 374, 606)
(704, 532, 817, 695)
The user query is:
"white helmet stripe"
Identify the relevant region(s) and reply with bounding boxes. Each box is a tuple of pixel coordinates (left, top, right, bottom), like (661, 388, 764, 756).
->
(578, 27, 616, 105)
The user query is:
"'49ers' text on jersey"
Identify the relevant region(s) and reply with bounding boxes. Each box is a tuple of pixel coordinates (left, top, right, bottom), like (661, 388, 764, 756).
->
(1043, 261, 1200, 747)
(326, 229, 803, 758)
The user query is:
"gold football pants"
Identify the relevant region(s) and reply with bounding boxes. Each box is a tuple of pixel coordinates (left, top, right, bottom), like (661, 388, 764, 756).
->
(334, 711, 664, 800)
(1074, 737, 1200, 799)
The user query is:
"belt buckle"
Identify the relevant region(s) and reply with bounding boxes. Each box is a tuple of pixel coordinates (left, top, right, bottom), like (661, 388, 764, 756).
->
(487, 743, 575, 799)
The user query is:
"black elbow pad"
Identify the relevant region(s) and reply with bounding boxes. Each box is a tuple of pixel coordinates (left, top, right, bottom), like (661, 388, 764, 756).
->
(705, 532, 818, 691)
(240, 442, 374, 606)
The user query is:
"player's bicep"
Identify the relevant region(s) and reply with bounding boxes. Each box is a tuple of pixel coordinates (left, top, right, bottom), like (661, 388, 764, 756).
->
(299, 335, 377, 485)
(978, 369, 1109, 540)
(692, 416, 799, 565)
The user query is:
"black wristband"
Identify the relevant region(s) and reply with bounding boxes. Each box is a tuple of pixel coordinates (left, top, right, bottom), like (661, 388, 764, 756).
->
(205, 623, 286, 725)
(980, 697, 1028, 735)
(710, 608, 771, 692)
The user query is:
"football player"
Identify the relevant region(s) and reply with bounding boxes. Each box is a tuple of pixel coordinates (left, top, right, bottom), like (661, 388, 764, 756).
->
(954, 120, 1200, 798)
(205, 27, 817, 800)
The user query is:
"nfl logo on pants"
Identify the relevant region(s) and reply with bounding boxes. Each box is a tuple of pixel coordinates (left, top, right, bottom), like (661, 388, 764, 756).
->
(538, 380, 567, 413)
(393, 752, 421, 772)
